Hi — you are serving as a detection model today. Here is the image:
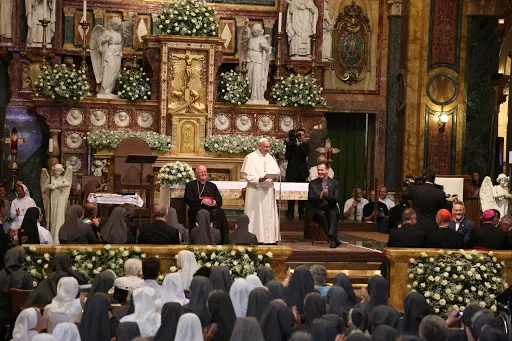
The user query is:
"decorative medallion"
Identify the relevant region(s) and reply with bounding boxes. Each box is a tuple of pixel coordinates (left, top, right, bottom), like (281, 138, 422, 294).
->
(66, 132, 83, 149)
(90, 109, 107, 126)
(333, 2, 371, 85)
(114, 111, 130, 127)
(66, 155, 82, 172)
(137, 112, 154, 128)
(66, 109, 84, 126)
(280, 116, 294, 133)
(214, 114, 230, 131)
(426, 73, 459, 106)
(258, 116, 273, 132)
(236, 115, 252, 132)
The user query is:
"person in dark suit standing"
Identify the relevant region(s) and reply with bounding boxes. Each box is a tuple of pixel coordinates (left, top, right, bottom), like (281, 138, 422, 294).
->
(389, 200, 410, 230)
(387, 209, 425, 248)
(138, 205, 180, 244)
(401, 169, 447, 234)
(285, 128, 310, 219)
(363, 190, 390, 233)
(425, 209, 463, 249)
(184, 165, 229, 244)
(499, 214, 512, 249)
(467, 210, 505, 250)
(308, 161, 341, 248)
(448, 202, 475, 248)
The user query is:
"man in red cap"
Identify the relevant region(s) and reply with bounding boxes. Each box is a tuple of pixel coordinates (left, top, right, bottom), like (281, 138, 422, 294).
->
(425, 209, 463, 248)
(466, 210, 505, 250)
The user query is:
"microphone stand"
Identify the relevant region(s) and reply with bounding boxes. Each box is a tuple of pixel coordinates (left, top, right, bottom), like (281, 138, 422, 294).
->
(272, 153, 283, 220)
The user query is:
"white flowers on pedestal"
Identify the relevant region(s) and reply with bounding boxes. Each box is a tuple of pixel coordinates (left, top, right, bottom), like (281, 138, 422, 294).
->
(86, 130, 171, 151)
(156, 0, 218, 36)
(158, 161, 195, 187)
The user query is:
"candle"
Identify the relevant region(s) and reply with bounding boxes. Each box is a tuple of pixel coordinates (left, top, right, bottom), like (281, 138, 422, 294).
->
(509, 151, 512, 164)
(82, 0, 87, 22)
(43, 0, 47, 20)
(278, 12, 282, 33)
(10, 128, 18, 151)
(49, 138, 53, 153)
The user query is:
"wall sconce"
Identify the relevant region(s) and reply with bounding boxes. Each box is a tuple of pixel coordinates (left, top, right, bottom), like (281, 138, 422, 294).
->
(498, 18, 505, 25)
(437, 106, 450, 131)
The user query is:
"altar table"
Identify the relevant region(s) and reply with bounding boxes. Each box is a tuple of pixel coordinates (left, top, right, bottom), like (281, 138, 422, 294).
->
(87, 193, 144, 207)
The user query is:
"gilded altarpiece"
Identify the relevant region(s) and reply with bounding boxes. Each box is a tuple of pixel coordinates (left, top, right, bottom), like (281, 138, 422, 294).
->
(143, 35, 224, 156)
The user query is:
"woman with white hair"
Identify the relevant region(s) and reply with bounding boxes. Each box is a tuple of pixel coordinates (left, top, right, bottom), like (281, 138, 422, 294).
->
(43, 277, 82, 333)
(177, 250, 198, 290)
(113, 258, 144, 294)
(10, 184, 36, 229)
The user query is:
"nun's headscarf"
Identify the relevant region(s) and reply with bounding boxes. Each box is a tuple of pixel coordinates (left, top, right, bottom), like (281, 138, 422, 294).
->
(13, 307, 39, 341)
(309, 318, 338, 341)
(333, 273, 358, 307)
(131, 286, 161, 337)
(400, 291, 429, 336)
(58, 205, 84, 241)
(101, 207, 128, 244)
(326, 286, 350, 320)
(20, 207, 41, 244)
(303, 293, 327, 326)
(372, 325, 400, 341)
(79, 294, 111, 341)
(187, 275, 213, 327)
(230, 278, 251, 317)
(154, 303, 183, 341)
(230, 214, 254, 244)
(177, 250, 199, 290)
(46, 277, 80, 314)
(90, 270, 116, 295)
(210, 266, 233, 292)
(0, 246, 27, 292)
(366, 275, 388, 312)
(158, 273, 189, 307)
(370, 305, 400, 332)
(286, 265, 314, 314)
(208, 290, 237, 341)
(32, 334, 56, 341)
(174, 313, 203, 341)
(259, 300, 295, 341)
(192, 209, 215, 244)
(229, 317, 265, 341)
(266, 280, 285, 300)
(246, 287, 272, 322)
(52, 322, 81, 341)
(246, 274, 263, 291)
(256, 267, 274, 286)
(349, 308, 370, 332)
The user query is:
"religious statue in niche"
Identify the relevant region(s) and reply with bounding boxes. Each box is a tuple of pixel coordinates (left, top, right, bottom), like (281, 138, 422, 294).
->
(91, 159, 107, 177)
(333, 2, 371, 85)
(25, 0, 56, 46)
(40, 164, 72, 243)
(169, 51, 206, 114)
(286, 0, 318, 60)
(238, 23, 272, 105)
(90, 16, 134, 98)
(0, 0, 12, 39)
(322, 0, 334, 61)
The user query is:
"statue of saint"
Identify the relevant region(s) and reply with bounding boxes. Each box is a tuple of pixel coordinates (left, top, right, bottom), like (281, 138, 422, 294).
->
(322, 0, 334, 61)
(493, 173, 512, 216)
(40, 164, 73, 244)
(286, 0, 318, 60)
(25, 0, 56, 46)
(0, 0, 13, 39)
(238, 23, 272, 105)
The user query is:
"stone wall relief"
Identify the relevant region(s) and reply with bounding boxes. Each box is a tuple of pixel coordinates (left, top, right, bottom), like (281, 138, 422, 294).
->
(257, 115, 273, 132)
(214, 113, 230, 131)
(67, 109, 84, 126)
(280, 116, 294, 132)
(114, 110, 130, 127)
(137, 111, 154, 128)
(91, 159, 107, 177)
(90, 109, 107, 127)
(65, 132, 84, 149)
(236, 114, 252, 132)
(65, 155, 82, 172)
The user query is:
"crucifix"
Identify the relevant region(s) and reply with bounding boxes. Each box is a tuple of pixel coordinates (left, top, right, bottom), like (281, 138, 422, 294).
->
(170, 51, 204, 113)
(316, 138, 340, 161)
(3, 127, 28, 190)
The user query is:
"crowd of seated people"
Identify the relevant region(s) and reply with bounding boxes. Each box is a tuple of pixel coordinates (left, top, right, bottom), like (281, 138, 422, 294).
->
(1, 257, 507, 341)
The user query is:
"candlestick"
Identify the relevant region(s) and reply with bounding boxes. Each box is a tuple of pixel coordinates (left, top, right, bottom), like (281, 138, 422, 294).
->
(82, 0, 87, 22)
(43, 0, 47, 20)
(39, 18, 50, 65)
(10, 128, 17, 151)
(48, 138, 53, 153)
(275, 33, 282, 79)
(79, 21, 90, 70)
(278, 12, 282, 33)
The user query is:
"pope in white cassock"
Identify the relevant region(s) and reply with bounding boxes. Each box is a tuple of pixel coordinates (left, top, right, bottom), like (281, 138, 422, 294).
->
(241, 138, 281, 244)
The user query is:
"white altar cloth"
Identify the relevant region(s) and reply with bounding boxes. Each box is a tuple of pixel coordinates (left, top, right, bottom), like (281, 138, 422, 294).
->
(87, 193, 144, 207)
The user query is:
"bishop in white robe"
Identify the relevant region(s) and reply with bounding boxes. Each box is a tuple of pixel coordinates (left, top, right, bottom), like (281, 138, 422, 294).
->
(241, 138, 281, 244)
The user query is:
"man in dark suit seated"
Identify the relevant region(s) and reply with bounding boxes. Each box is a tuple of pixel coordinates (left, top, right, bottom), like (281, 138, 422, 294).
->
(387, 208, 425, 248)
(425, 209, 463, 249)
(138, 205, 180, 244)
(363, 190, 390, 233)
(184, 165, 229, 244)
(467, 210, 505, 250)
(448, 202, 475, 248)
(308, 161, 341, 248)
(401, 169, 447, 234)
(499, 214, 512, 249)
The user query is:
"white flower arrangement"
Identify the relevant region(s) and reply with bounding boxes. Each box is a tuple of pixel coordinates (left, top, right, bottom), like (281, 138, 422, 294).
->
(158, 161, 195, 187)
(34, 64, 90, 102)
(191, 246, 273, 279)
(86, 130, 171, 151)
(117, 67, 152, 102)
(407, 250, 507, 316)
(205, 135, 285, 155)
(219, 70, 250, 105)
(23, 247, 51, 285)
(69, 245, 146, 282)
(156, 0, 218, 37)
(270, 74, 326, 108)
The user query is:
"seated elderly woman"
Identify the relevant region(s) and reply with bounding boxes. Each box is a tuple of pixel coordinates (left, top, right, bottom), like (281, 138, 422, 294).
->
(310, 265, 330, 296)
(112, 259, 144, 296)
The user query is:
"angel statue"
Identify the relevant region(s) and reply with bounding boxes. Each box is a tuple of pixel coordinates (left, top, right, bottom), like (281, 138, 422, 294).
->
(41, 164, 73, 244)
(90, 16, 134, 98)
(238, 23, 272, 105)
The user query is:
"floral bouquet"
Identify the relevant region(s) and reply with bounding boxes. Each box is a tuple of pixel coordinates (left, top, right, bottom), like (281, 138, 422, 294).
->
(69, 245, 146, 283)
(158, 161, 195, 187)
(156, 0, 218, 36)
(117, 67, 152, 101)
(24, 246, 51, 286)
(219, 70, 250, 105)
(188, 245, 273, 279)
(270, 74, 326, 108)
(34, 64, 90, 102)
(407, 249, 508, 316)
(205, 135, 285, 155)
(86, 130, 171, 151)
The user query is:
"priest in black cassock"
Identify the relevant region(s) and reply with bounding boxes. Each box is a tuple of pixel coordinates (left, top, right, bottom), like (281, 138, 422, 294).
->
(184, 165, 229, 244)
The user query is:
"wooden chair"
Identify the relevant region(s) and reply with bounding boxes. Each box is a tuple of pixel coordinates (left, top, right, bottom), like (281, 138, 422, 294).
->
(81, 175, 101, 204)
(310, 220, 329, 245)
(8, 289, 32, 315)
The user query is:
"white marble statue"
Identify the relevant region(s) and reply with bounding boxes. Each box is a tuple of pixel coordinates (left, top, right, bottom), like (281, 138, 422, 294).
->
(91, 159, 106, 177)
(25, 0, 56, 46)
(239, 23, 272, 105)
(493, 173, 512, 216)
(41, 164, 73, 244)
(90, 16, 134, 98)
(322, 0, 334, 61)
(286, 0, 318, 60)
(479, 176, 497, 212)
(0, 0, 13, 39)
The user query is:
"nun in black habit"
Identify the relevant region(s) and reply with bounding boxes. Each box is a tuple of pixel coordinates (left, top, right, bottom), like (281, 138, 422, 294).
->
(90, 270, 117, 304)
(256, 267, 274, 286)
(289, 331, 314, 341)
(207, 290, 237, 341)
(101, 207, 129, 244)
(309, 318, 338, 341)
(190, 209, 221, 245)
(333, 273, 358, 307)
(229, 317, 265, 341)
(116, 322, 141, 341)
(59, 205, 100, 244)
(246, 287, 272, 322)
(209, 266, 232, 292)
(184, 275, 213, 327)
(360, 275, 388, 313)
(78, 294, 119, 341)
(399, 291, 429, 336)
(18, 207, 40, 244)
(0, 246, 33, 292)
(153, 302, 183, 341)
(291, 292, 326, 333)
(285, 265, 314, 314)
(348, 308, 370, 333)
(229, 214, 258, 245)
(260, 300, 296, 341)
(372, 325, 400, 341)
(266, 280, 286, 300)
(326, 286, 350, 321)
(370, 305, 400, 332)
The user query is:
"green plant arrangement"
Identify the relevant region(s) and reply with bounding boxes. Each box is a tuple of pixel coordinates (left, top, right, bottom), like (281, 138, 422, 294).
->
(156, 0, 218, 36)
(34, 64, 90, 102)
(24, 246, 51, 286)
(158, 161, 195, 187)
(407, 249, 508, 316)
(189, 245, 273, 279)
(219, 70, 251, 105)
(270, 74, 326, 108)
(86, 130, 171, 151)
(117, 67, 152, 101)
(205, 135, 285, 155)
